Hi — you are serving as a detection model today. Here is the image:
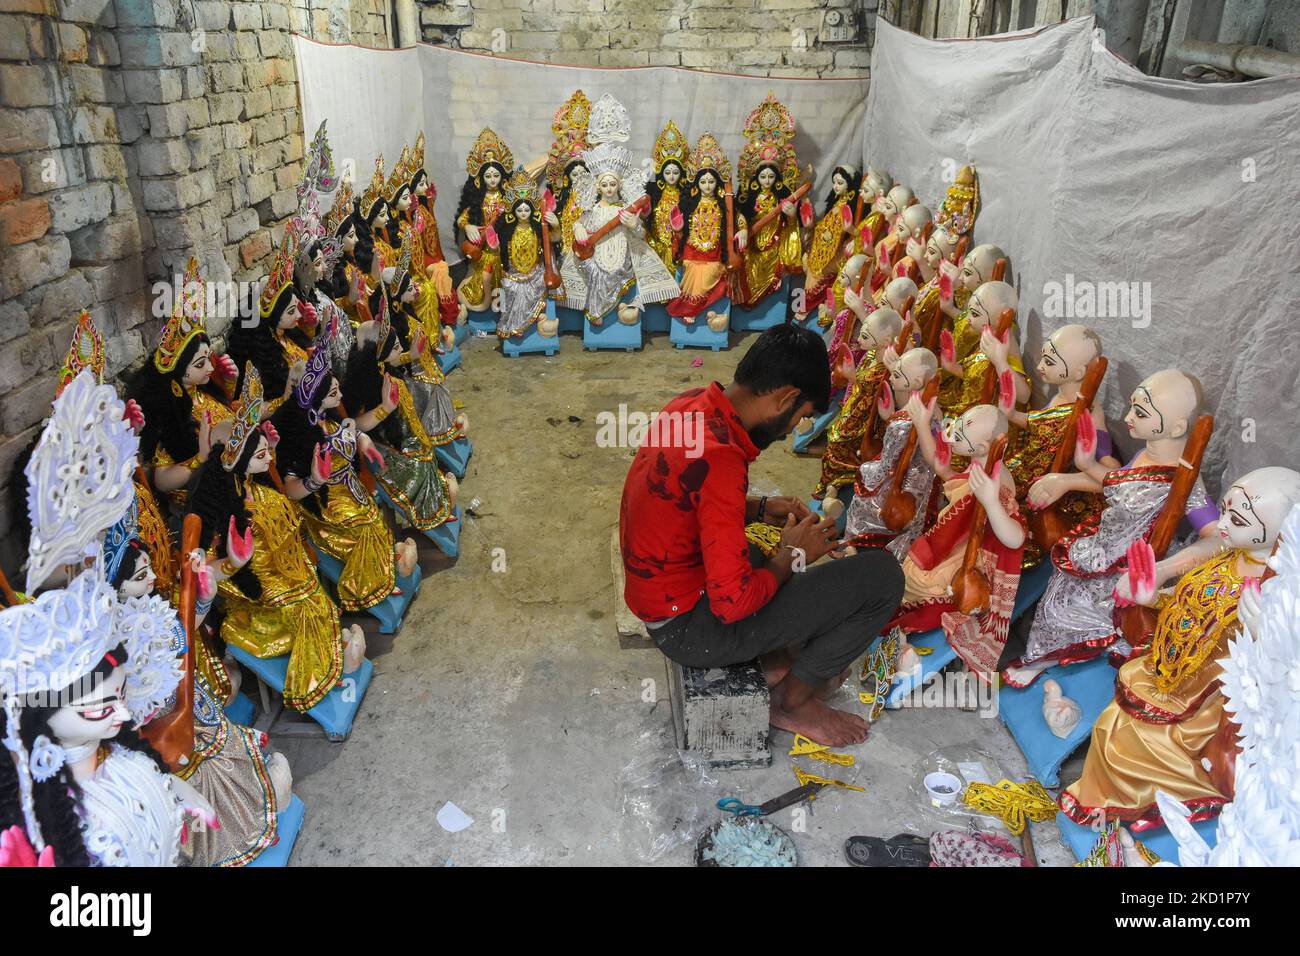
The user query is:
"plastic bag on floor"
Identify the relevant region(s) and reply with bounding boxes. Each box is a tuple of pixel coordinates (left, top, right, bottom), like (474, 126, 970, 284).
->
(615, 749, 722, 863)
(906, 744, 1016, 835)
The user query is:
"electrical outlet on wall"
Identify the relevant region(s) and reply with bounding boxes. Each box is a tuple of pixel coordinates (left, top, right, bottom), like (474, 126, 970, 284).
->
(820, 7, 860, 44)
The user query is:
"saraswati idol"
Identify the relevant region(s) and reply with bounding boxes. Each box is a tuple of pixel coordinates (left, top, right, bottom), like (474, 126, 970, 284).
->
(455, 128, 514, 320)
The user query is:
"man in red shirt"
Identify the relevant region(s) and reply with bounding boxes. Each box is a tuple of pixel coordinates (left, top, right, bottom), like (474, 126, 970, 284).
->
(620, 325, 904, 746)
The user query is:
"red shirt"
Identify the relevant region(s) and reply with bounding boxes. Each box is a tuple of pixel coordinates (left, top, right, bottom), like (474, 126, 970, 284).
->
(619, 382, 777, 625)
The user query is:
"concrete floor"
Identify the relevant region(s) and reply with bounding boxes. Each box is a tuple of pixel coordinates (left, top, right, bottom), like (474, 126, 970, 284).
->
(271, 329, 1074, 867)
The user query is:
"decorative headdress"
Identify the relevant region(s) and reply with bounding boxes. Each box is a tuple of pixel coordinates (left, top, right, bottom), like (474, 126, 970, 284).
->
(24, 369, 139, 594)
(935, 164, 980, 237)
(587, 93, 631, 146)
(258, 219, 302, 319)
(503, 166, 539, 210)
(408, 131, 427, 187)
(221, 363, 265, 472)
(298, 120, 339, 211)
(653, 120, 689, 175)
(547, 90, 591, 189)
(385, 145, 412, 202)
(102, 495, 139, 586)
(56, 310, 106, 398)
(323, 178, 354, 236)
(465, 128, 514, 180)
(117, 590, 186, 727)
(385, 230, 414, 294)
(690, 132, 731, 185)
(358, 154, 386, 220)
(153, 257, 206, 374)
(738, 92, 799, 190)
(296, 312, 336, 423)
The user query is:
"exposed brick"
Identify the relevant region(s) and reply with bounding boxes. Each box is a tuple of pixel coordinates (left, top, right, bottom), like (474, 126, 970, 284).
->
(122, 68, 183, 104)
(46, 181, 113, 233)
(66, 215, 139, 263)
(238, 228, 271, 268)
(0, 197, 50, 244)
(68, 64, 125, 103)
(82, 144, 128, 181)
(0, 374, 55, 440)
(0, 233, 69, 300)
(0, 63, 57, 108)
(0, 330, 53, 397)
(114, 0, 177, 29)
(29, 269, 93, 323)
(0, 298, 30, 345)
(71, 104, 119, 143)
(56, 21, 89, 62)
(58, 0, 115, 26)
(0, 158, 19, 202)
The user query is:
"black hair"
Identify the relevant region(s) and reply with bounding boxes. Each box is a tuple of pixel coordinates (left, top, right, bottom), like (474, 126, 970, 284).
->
(733, 324, 831, 415)
(188, 438, 267, 599)
(738, 161, 793, 222)
(553, 159, 587, 218)
(127, 333, 224, 464)
(269, 377, 342, 519)
(498, 196, 543, 273)
(111, 541, 148, 589)
(0, 644, 167, 868)
(342, 338, 404, 450)
(820, 165, 860, 217)
(383, 185, 411, 248)
(225, 288, 309, 400)
(645, 158, 687, 248)
(455, 161, 508, 236)
(677, 169, 732, 252)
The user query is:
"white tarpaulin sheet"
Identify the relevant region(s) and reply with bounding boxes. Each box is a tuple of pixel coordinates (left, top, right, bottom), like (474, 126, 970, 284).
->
(293, 36, 867, 260)
(864, 16, 1300, 493)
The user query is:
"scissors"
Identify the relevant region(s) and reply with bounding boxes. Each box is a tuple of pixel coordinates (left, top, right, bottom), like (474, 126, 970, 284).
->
(717, 782, 825, 818)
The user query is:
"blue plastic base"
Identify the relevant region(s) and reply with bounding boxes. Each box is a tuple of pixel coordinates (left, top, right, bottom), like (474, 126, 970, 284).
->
(865, 561, 1054, 709)
(670, 308, 730, 351)
(730, 277, 789, 331)
(583, 315, 643, 351)
(424, 504, 462, 557)
(807, 496, 848, 536)
(792, 401, 840, 452)
(223, 691, 254, 726)
(555, 304, 585, 335)
(227, 647, 373, 742)
(436, 341, 461, 374)
(998, 655, 1116, 787)
(245, 794, 306, 868)
(641, 301, 671, 335)
(435, 436, 472, 478)
(1057, 812, 1219, 865)
(311, 547, 421, 635)
(465, 310, 497, 336)
(452, 321, 469, 347)
(502, 303, 561, 357)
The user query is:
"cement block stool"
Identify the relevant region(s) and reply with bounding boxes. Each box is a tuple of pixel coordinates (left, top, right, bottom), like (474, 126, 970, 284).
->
(435, 436, 472, 478)
(465, 309, 497, 336)
(670, 306, 730, 351)
(730, 276, 789, 331)
(641, 301, 671, 335)
(245, 794, 306, 867)
(502, 303, 561, 357)
(555, 304, 585, 335)
(667, 658, 772, 769)
(227, 648, 374, 742)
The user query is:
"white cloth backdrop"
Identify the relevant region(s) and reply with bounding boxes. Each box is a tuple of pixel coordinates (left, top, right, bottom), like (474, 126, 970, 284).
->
(294, 36, 867, 259)
(864, 15, 1300, 494)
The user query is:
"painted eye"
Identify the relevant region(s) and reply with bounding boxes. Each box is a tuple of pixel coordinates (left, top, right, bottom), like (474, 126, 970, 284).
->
(79, 706, 114, 721)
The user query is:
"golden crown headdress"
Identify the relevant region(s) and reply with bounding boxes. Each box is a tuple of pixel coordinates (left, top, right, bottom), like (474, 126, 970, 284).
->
(738, 92, 799, 189)
(465, 127, 514, 180)
(323, 178, 353, 236)
(653, 120, 689, 175)
(547, 90, 592, 190)
(385, 145, 412, 202)
(408, 131, 426, 186)
(258, 220, 302, 319)
(690, 133, 731, 185)
(502, 167, 539, 210)
(935, 163, 980, 237)
(56, 310, 106, 398)
(358, 154, 386, 219)
(154, 257, 206, 374)
(221, 362, 265, 472)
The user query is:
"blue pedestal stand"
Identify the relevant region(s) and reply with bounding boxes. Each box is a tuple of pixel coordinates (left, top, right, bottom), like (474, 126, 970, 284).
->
(245, 794, 306, 867)
(670, 306, 730, 351)
(583, 288, 643, 351)
(465, 309, 497, 336)
(223, 691, 254, 726)
(555, 303, 585, 335)
(376, 490, 462, 558)
(807, 495, 848, 536)
(864, 562, 1053, 709)
(452, 320, 469, 347)
(436, 341, 461, 374)
(1057, 812, 1220, 865)
(792, 401, 840, 453)
(641, 302, 671, 335)
(730, 276, 789, 331)
(434, 436, 472, 478)
(227, 647, 374, 742)
(998, 655, 1117, 787)
(311, 545, 421, 635)
(502, 302, 561, 357)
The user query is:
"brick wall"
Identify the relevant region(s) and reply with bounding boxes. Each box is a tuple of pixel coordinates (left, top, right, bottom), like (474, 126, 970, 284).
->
(0, 0, 392, 573)
(417, 0, 876, 77)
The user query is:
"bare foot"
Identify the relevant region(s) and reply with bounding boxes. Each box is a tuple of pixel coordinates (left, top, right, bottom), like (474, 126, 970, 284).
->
(770, 695, 869, 747)
(683, 314, 696, 325)
(591, 316, 603, 327)
(816, 666, 852, 700)
(761, 649, 793, 687)
(342, 625, 366, 674)
(455, 412, 470, 437)
(822, 497, 845, 521)
(1002, 659, 1051, 688)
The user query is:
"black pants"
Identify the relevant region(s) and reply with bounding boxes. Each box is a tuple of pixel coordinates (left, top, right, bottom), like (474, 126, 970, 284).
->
(652, 548, 905, 685)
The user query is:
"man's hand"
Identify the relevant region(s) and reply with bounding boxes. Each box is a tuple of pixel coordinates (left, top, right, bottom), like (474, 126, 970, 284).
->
(778, 512, 841, 564)
(762, 495, 811, 525)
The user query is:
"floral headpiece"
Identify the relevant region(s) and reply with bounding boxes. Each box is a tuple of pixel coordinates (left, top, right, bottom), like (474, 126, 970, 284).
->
(298, 120, 339, 210)
(547, 90, 591, 189)
(221, 363, 265, 472)
(503, 166, 539, 210)
(56, 310, 106, 398)
(587, 93, 631, 146)
(465, 128, 514, 180)
(153, 257, 206, 374)
(738, 92, 799, 190)
(935, 164, 980, 237)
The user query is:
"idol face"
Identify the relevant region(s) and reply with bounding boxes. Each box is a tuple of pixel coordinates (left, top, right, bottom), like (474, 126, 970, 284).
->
(697, 171, 719, 197)
(1217, 483, 1268, 549)
(343, 225, 358, 253)
(831, 172, 848, 196)
(598, 174, 621, 202)
(483, 166, 503, 190)
(279, 297, 301, 330)
(321, 376, 343, 411)
(661, 162, 682, 186)
(247, 433, 272, 475)
(758, 167, 777, 191)
(48, 666, 129, 749)
(1123, 382, 1166, 440)
(118, 552, 156, 599)
(183, 341, 214, 387)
